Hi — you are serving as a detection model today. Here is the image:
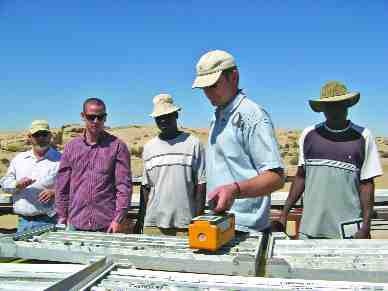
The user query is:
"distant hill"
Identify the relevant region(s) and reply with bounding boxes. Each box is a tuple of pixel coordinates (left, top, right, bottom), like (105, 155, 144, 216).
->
(0, 124, 387, 188)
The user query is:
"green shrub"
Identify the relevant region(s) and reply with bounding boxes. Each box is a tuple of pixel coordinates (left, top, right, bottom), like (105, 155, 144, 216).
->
(289, 156, 298, 165)
(0, 158, 9, 167)
(131, 145, 144, 158)
(6, 143, 28, 152)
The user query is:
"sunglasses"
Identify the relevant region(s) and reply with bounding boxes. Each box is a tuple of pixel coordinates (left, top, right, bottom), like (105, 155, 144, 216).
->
(32, 131, 49, 138)
(84, 113, 107, 122)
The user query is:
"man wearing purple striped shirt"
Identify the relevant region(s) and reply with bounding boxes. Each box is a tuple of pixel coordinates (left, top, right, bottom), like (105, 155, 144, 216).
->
(55, 98, 132, 233)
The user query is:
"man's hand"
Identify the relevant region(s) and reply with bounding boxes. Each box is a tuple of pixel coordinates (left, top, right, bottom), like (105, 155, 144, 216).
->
(107, 221, 121, 233)
(16, 177, 36, 190)
(207, 183, 238, 213)
(353, 227, 370, 239)
(57, 217, 67, 225)
(38, 189, 55, 204)
(278, 212, 288, 233)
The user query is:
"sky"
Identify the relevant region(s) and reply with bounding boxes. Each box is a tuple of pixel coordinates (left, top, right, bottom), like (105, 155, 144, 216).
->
(1, 1, 387, 135)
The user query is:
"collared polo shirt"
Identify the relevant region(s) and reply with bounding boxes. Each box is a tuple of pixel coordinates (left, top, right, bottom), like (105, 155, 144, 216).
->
(0, 147, 61, 217)
(206, 91, 284, 231)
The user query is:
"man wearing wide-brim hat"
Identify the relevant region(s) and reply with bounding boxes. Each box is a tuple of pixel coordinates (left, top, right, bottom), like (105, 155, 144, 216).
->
(193, 50, 285, 233)
(141, 94, 206, 236)
(0, 120, 61, 233)
(281, 81, 383, 239)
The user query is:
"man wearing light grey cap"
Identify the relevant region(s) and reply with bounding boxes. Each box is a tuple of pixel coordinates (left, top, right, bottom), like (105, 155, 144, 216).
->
(141, 94, 206, 236)
(0, 120, 60, 233)
(193, 50, 284, 233)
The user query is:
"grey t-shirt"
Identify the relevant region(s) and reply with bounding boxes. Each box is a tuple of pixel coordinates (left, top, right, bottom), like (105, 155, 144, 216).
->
(299, 122, 382, 238)
(142, 132, 206, 228)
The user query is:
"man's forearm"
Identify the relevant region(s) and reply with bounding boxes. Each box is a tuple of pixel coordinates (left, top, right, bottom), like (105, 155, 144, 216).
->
(207, 169, 284, 213)
(55, 198, 69, 222)
(114, 187, 130, 221)
(195, 183, 206, 216)
(237, 169, 284, 198)
(55, 153, 72, 222)
(34, 174, 56, 190)
(55, 188, 70, 221)
(359, 180, 375, 231)
(142, 186, 150, 212)
(284, 182, 305, 214)
(277, 168, 305, 230)
(144, 191, 149, 209)
(55, 181, 70, 221)
(114, 143, 132, 223)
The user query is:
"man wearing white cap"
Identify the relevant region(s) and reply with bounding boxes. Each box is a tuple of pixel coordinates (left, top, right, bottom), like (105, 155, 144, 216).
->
(192, 50, 284, 233)
(141, 94, 206, 235)
(280, 81, 383, 239)
(0, 120, 60, 233)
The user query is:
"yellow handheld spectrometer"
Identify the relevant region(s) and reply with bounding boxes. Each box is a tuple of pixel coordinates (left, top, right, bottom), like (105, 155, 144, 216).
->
(188, 212, 235, 251)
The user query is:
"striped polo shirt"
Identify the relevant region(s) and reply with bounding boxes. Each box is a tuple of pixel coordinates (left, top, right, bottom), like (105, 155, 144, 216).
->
(142, 132, 206, 228)
(299, 121, 383, 238)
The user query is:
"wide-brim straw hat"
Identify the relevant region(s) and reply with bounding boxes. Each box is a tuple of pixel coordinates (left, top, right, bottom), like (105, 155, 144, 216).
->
(192, 50, 236, 89)
(309, 81, 360, 112)
(150, 94, 181, 118)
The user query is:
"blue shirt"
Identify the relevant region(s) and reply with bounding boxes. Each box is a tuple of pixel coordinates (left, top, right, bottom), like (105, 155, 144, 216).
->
(206, 91, 284, 231)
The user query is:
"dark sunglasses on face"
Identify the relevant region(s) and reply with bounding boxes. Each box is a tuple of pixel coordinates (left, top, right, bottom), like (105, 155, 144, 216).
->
(32, 131, 49, 138)
(84, 113, 107, 122)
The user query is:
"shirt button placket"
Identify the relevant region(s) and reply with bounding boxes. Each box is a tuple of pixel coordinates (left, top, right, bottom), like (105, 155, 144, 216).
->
(90, 146, 97, 230)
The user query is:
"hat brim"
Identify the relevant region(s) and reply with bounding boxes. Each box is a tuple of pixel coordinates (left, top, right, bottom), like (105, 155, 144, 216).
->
(150, 107, 181, 118)
(30, 128, 50, 135)
(309, 92, 360, 112)
(192, 71, 222, 89)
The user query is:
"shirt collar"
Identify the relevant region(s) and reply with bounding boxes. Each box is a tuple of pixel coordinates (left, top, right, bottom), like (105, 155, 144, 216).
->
(82, 130, 108, 146)
(24, 147, 53, 161)
(323, 120, 352, 133)
(215, 90, 245, 118)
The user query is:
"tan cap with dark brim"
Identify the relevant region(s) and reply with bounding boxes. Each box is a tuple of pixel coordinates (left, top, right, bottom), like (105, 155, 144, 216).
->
(30, 120, 50, 135)
(192, 50, 236, 89)
(309, 81, 360, 112)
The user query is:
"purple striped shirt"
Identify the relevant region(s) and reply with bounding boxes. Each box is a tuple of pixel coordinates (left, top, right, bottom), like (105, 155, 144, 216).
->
(55, 132, 132, 231)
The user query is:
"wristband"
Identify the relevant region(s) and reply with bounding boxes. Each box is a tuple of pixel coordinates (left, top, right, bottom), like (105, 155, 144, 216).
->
(233, 182, 241, 199)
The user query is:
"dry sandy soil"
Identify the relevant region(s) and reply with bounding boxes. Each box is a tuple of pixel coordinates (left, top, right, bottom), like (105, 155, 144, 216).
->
(0, 124, 387, 188)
